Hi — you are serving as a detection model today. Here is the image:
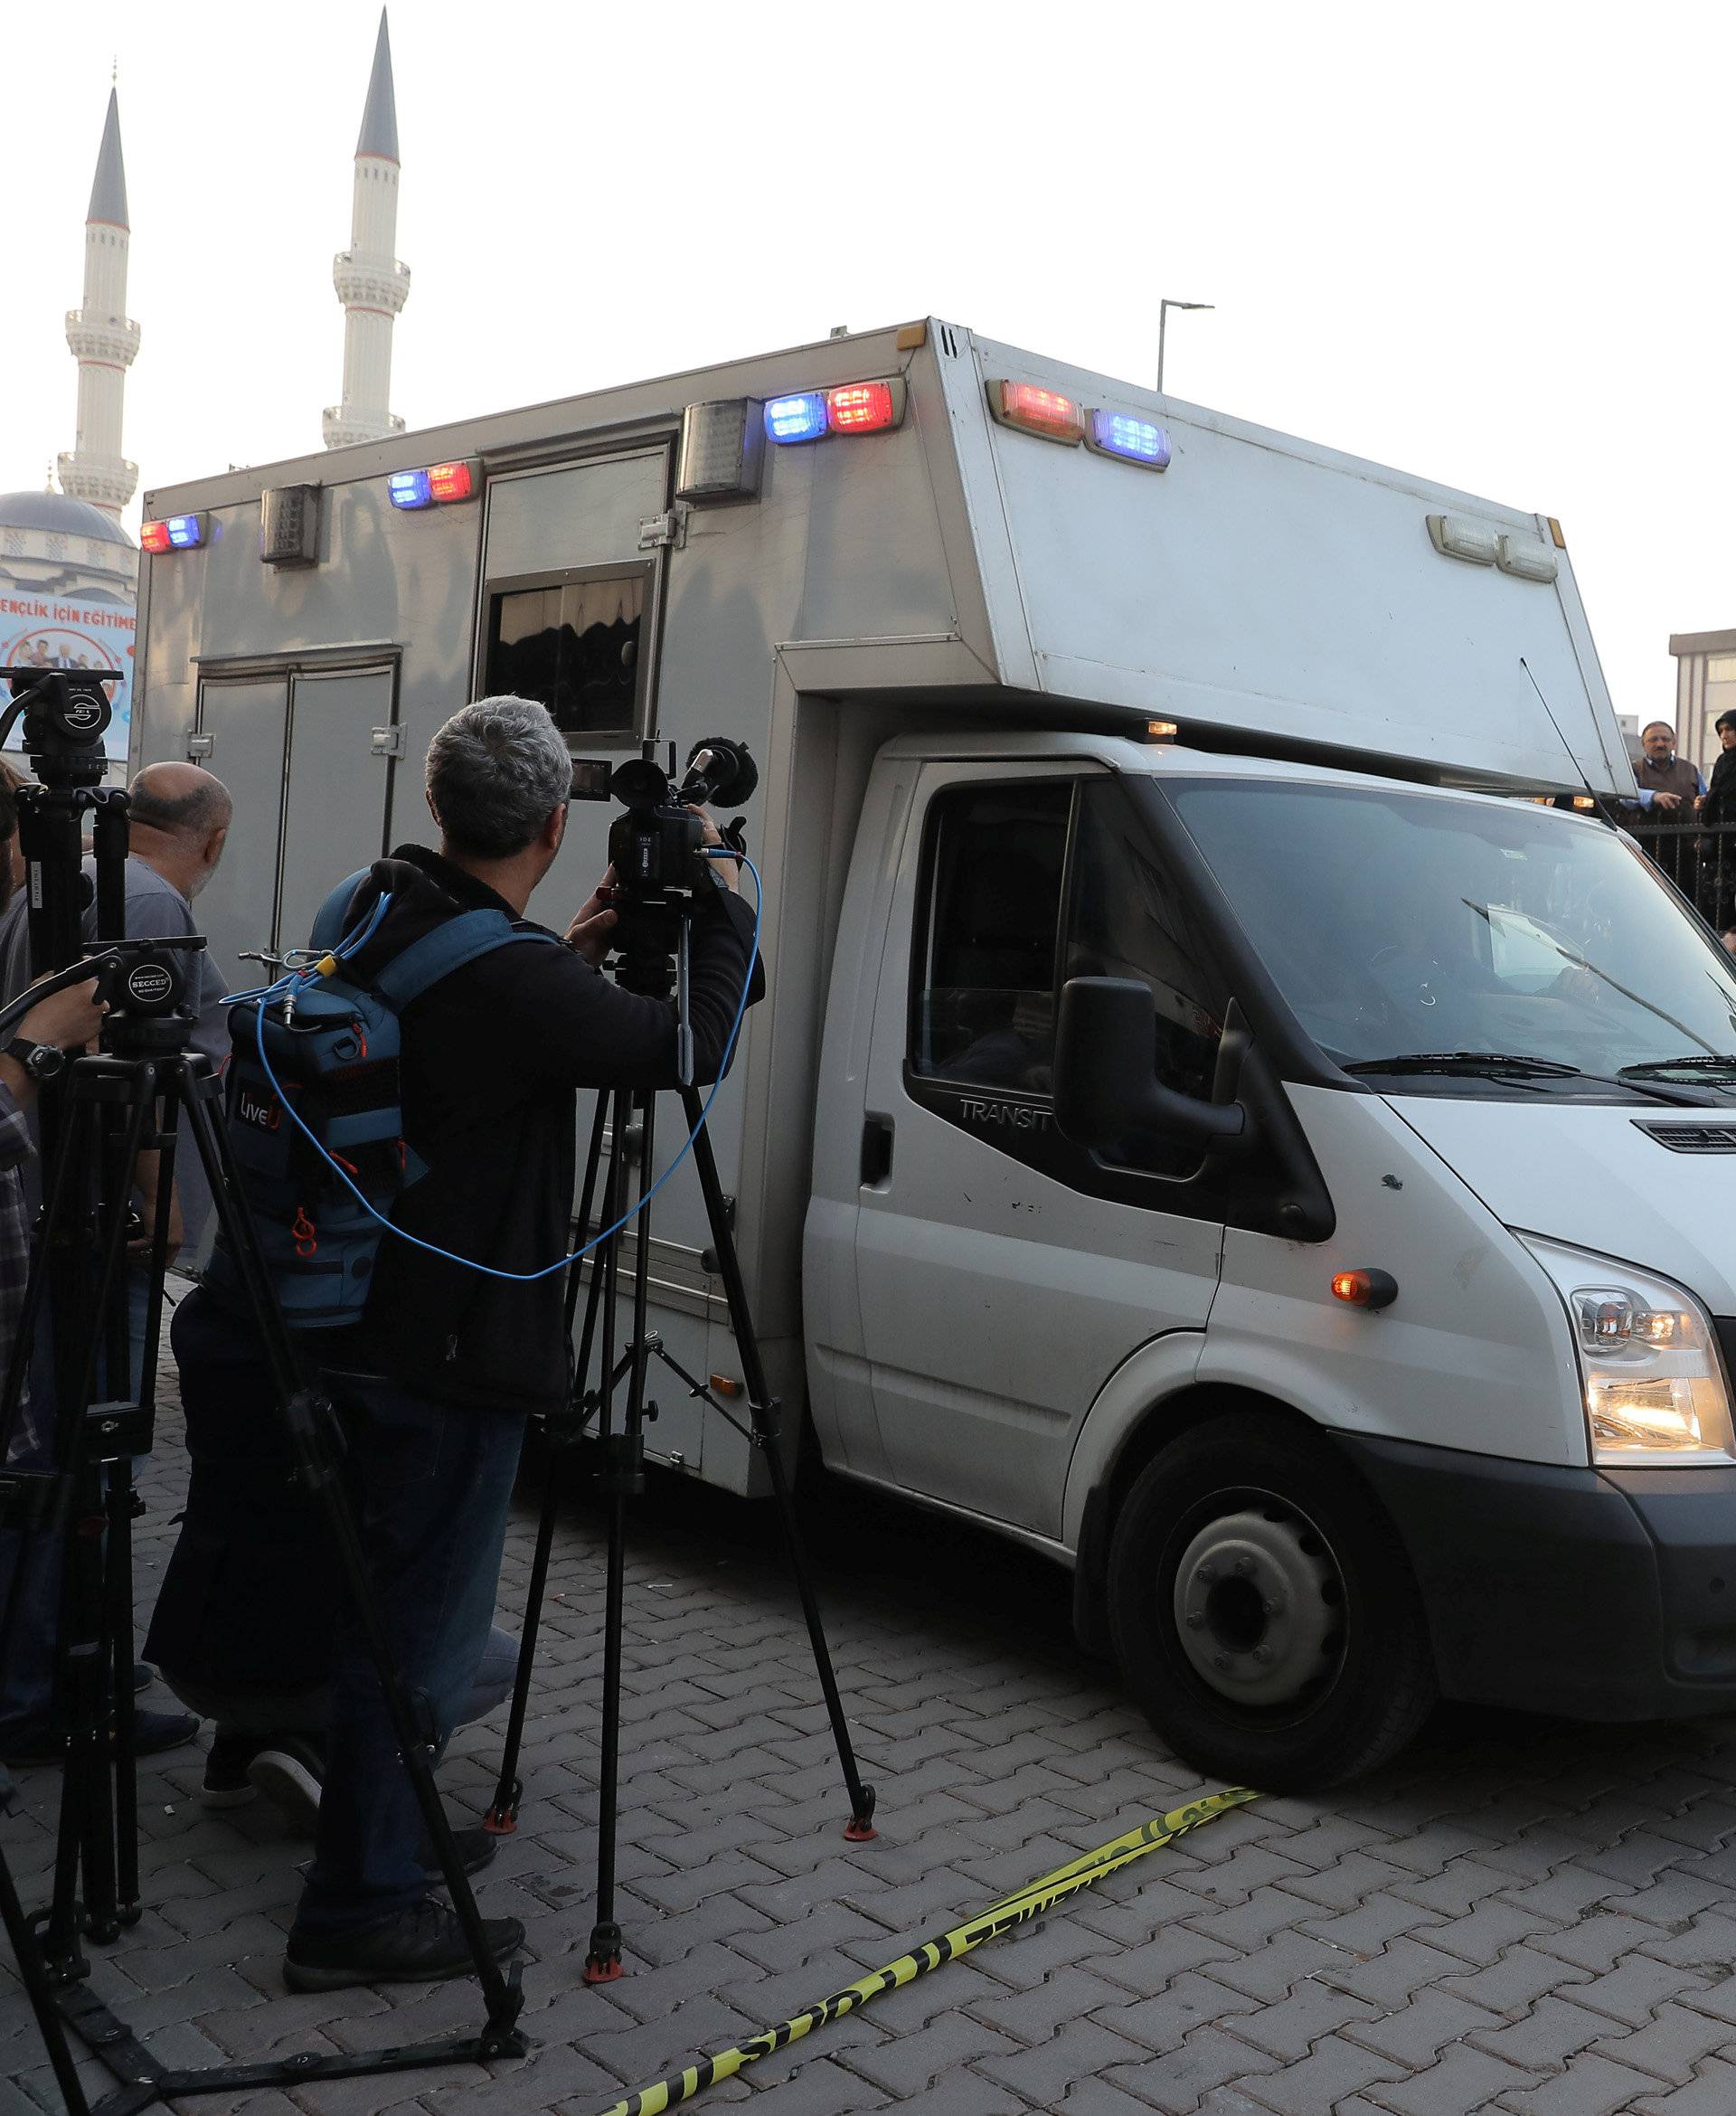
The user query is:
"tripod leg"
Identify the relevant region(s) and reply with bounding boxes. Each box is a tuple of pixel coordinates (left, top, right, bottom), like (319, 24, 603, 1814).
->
(69, 1075, 158, 1948)
(485, 1094, 610, 1836)
(584, 1087, 637, 1985)
(679, 1088, 877, 1839)
(0, 1841, 92, 2116)
(175, 1071, 524, 2046)
(106, 1079, 179, 1929)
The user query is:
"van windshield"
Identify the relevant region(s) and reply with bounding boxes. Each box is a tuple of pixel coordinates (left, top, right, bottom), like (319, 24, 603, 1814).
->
(1166, 780, 1736, 1091)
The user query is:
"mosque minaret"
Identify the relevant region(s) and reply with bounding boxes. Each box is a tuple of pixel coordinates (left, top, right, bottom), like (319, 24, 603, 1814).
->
(322, 10, 410, 450)
(58, 88, 139, 518)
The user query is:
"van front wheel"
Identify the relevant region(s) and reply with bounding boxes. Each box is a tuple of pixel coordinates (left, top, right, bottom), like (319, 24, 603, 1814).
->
(1108, 1415, 1435, 1790)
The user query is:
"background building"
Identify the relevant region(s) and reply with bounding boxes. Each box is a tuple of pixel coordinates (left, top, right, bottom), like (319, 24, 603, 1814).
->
(1668, 629, 1736, 774)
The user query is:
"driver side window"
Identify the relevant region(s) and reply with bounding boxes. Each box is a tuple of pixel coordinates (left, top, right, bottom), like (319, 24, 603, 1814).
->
(912, 780, 1071, 1091)
(1067, 781, 1224, 1176)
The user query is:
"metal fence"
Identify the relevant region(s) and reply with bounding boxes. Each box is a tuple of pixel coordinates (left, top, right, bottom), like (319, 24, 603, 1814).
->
(1626, 817, 1736, 932)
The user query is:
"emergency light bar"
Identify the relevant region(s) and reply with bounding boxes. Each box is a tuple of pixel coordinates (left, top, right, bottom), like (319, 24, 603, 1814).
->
(990, 383, 1174, 470)
(988, 382, 1084, 443)
(766, 393, 828, 444)
(386, 459, 479, 510)
(762, 379, 908, 447)
(140, 513, 209, 553)
(1088, 411, 1171, 470)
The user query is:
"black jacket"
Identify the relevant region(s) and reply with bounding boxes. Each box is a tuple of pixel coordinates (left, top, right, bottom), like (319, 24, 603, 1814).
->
(1704, 748, 1736, 834)
(313, 845, 760, 1413)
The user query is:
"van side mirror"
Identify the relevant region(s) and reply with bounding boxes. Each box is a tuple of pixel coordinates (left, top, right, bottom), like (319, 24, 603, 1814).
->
(1053, 978, 1250, 1154)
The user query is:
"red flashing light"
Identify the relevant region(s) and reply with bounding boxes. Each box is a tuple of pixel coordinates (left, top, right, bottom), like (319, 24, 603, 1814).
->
(428, 460, 474, 503)
(991, 381, 1084, 443)
(140, 520, 172, 553)
(827, 383, 896, 433)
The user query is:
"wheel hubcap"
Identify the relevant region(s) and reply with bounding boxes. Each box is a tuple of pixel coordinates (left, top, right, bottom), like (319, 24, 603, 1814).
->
(1171, 1501, 1344, 1707)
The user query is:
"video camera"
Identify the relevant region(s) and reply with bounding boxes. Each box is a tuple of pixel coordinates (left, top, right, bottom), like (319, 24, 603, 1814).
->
(572, 734, 758, 897)
(571, 735, 758, 992)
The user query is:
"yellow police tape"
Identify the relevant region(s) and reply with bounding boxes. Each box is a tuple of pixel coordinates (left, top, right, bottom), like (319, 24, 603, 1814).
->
(580, 1786, 1259, 2116)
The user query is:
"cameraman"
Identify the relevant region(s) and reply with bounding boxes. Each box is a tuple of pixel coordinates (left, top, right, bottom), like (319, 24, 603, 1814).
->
(174, 697, 760, 1991)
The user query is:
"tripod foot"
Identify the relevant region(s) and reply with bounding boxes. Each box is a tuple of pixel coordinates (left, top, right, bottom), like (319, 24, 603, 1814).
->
(29, 1907, 88, 1989)
(844, 1784, 878, 1842)
(478, 1957, 529, 2055)
(482, 1797, 520, 1837)
(582, 1921, 624, 1984)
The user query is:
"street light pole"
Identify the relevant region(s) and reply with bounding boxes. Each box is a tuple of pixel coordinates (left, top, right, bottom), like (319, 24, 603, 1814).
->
(1157, 298, 1214, 395)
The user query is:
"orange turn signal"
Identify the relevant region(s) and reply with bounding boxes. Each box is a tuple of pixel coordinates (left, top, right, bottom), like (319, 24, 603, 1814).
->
(1331, 1269, 1399, 1311)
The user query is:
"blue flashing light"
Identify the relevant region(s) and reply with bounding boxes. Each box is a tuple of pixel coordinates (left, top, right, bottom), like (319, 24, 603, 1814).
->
(764, 392, 828, 445)
(165, 514, 204, 549)
(388, 468, 433, 509)
(1090, 411, 1172, 469)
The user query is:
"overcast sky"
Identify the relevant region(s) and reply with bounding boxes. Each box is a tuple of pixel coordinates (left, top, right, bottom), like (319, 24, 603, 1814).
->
(7, 2, 1729, 727)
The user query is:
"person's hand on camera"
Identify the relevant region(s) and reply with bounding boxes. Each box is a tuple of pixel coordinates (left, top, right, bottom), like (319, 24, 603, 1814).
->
(19, 974, 107, 1055)
(566, 866, 619, 967)
(691, 807, 740, 892)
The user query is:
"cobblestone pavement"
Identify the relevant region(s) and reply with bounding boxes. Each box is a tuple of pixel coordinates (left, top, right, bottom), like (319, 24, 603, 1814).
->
(10, 1363, 1736, 2116)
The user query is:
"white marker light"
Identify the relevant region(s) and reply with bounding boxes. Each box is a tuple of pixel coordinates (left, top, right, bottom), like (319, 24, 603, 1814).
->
(1426, 514, 1500, 566)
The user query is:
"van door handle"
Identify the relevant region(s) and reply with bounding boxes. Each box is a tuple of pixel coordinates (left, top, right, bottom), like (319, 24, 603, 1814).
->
(860, 1115, 894, 1186)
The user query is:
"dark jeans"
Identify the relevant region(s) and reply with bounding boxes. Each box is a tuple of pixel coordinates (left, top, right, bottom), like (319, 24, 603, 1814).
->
(291, 1379, 527, 1939)
(163, 1621, 520, 1739)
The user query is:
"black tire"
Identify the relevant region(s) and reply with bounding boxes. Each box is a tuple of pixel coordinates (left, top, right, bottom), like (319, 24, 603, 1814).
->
(1108, 1412, 1435, 1790)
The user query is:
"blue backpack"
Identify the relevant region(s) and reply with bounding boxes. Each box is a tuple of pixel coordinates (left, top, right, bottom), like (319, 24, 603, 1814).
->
(209, 869, 561, 1327)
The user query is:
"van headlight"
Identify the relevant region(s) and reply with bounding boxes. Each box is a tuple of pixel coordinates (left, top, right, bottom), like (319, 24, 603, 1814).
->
(1520, 1236, 1736, 1465)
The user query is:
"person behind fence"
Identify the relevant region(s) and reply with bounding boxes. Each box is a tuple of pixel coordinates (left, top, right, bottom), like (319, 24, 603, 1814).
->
(1695, 711, 1736, 930)
(1629, 721, 1705, 897)
(156, 695, 762, 1993)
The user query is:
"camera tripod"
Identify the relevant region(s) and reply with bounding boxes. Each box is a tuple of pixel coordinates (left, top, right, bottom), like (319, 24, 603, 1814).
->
(484, 865, 877, 1985)
(0, 670, 528, 2110)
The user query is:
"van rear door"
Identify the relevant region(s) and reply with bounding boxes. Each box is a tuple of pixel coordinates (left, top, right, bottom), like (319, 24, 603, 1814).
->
(844, 760, 1226, 1539)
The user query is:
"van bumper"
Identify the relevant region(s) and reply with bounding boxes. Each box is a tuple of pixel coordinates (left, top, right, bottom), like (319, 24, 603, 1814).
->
(1338, 1433, 1736, 1720)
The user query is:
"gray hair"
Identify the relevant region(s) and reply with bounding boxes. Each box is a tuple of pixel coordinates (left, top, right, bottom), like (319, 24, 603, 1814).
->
(425, 695, 571, 859)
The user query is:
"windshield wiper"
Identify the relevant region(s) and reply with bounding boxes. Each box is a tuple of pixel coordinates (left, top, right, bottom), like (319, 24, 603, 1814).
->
(1347, 1053, 1711, 1105)
(1620, 1054, 1736, 1080)
(1344, 1052, 1580, 1076)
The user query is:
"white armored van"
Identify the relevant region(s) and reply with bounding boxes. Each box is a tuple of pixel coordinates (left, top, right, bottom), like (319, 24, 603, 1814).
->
(134, 319, 1736, 1786)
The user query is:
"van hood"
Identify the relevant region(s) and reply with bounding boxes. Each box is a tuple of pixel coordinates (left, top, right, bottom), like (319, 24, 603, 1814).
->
(1386, 1096, 1736, 1315)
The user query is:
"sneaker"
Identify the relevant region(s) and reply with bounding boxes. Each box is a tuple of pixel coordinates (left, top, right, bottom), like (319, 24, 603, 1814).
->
(247, 1735, 324, 1832)
(133, 1661, 156, 1695)
(418, 1826, 497, 1882)
(201, 1729, 259, 1809)
(283, 1897, 524, 1992)
(0, 1707, 199, 1767)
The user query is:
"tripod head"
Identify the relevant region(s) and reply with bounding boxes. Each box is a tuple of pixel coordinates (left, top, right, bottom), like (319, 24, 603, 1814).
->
(0, 667, 119, 790)
(90, 936, 204, 1057)
(0, 936, 204, 1063)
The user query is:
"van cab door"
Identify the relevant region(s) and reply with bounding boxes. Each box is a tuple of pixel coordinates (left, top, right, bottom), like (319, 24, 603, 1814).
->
(850, 760, 1227, 1538)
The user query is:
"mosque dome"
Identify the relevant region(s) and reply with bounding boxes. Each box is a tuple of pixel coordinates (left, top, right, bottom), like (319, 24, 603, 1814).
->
(0, 490, 134, 548)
